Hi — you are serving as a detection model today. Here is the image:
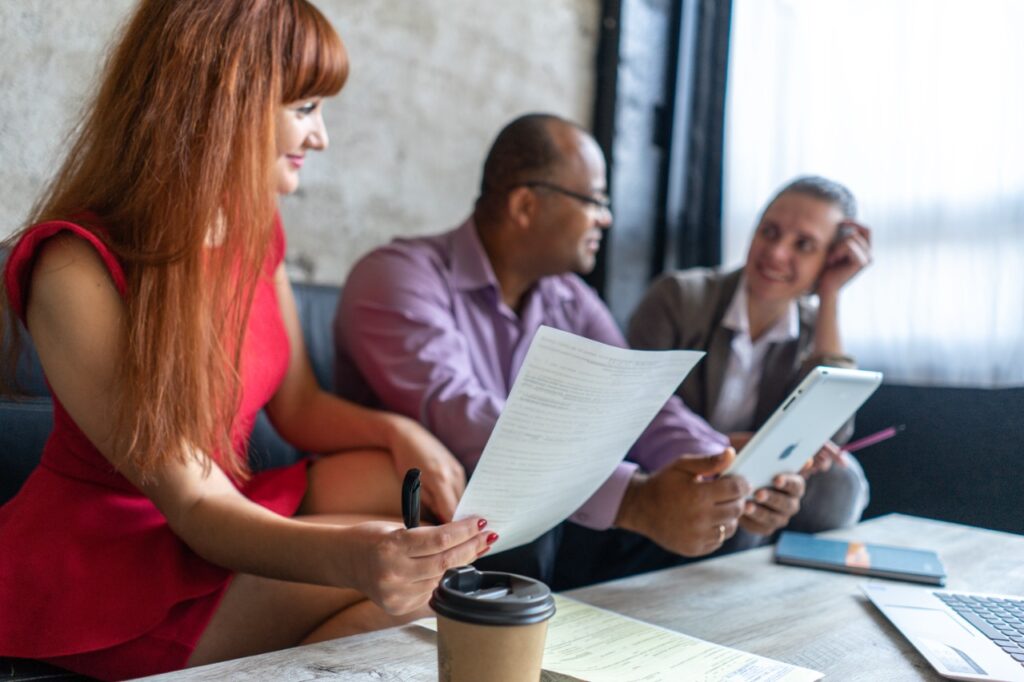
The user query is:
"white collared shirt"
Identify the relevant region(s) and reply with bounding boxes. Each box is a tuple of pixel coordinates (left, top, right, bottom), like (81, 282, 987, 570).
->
(707, 276, 800, 434)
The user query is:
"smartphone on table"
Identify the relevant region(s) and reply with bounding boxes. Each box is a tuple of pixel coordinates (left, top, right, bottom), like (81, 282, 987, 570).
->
(774, 531, 947, 586)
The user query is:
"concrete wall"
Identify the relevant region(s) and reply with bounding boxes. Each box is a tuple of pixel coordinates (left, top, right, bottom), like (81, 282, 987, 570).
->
(0, 1, 600, 284)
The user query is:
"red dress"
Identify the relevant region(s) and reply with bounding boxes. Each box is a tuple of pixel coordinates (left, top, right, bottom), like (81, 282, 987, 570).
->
(0, 219, 309, 680)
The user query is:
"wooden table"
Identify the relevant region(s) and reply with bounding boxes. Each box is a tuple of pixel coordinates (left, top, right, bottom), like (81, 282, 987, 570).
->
(140, 514, 1024, 681)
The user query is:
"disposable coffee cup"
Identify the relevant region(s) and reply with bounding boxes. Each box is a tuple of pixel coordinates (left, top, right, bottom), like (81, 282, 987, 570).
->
(430, 565, 556, 682)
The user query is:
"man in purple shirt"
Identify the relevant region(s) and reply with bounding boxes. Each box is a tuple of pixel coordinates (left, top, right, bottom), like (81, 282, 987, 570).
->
(335, 114, 806, 587)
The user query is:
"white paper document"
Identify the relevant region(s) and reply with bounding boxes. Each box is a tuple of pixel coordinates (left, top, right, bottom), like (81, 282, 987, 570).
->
(542, 596, 822, 682)
(416, 595, 822, 681)
(453, 325, 704, 553)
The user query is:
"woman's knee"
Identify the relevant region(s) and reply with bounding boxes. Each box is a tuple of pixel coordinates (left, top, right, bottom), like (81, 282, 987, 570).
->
(789, 457, 870, 532)
(188, 574, 368, 667)
(300, 449, 401, 516)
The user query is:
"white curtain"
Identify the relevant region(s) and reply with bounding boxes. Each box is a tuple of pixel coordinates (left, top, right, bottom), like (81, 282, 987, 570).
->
(723, 0, 1024, 387)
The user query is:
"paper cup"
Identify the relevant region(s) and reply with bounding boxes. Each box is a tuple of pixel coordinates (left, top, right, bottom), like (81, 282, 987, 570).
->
(431, 566, 556, 682)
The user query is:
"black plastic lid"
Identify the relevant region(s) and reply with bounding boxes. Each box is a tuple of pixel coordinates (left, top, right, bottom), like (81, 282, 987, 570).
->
(430, 566, 556, 626)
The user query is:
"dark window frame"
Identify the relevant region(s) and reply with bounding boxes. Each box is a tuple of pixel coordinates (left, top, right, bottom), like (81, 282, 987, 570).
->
(588, 0, 732, 324)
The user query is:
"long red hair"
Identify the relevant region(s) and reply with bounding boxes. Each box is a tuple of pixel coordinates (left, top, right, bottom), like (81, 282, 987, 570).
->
(1, 0, 347, 480)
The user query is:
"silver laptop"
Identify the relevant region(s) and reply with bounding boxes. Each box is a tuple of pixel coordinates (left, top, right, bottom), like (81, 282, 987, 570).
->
(727, 366, 883, 491)
(864, 582, 1024, 681)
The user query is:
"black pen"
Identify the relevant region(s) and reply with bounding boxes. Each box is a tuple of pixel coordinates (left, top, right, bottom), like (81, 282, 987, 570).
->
(402, 468, 421, 529)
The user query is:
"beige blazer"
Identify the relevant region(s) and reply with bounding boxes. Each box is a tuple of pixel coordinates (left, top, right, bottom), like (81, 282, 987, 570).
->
(627, 267, 855, 442)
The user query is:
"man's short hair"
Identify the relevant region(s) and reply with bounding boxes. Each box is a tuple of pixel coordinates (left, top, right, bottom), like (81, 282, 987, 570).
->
(478, 113, 584, 196)
(771, 175, 858, 219)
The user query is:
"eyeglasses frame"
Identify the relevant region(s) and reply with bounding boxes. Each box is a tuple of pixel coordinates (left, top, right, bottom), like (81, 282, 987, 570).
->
(514, 180, 612, 212)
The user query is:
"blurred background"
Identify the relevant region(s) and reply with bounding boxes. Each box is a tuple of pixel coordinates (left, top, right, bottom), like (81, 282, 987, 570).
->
(2, 0, 1021, 531)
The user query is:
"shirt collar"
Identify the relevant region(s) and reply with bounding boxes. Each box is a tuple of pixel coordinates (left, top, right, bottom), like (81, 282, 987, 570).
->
(536, 267, 577, 305)
(449, 215, 576, 305)
(722, 274, 799, 343)
(450, 216, 499, 292)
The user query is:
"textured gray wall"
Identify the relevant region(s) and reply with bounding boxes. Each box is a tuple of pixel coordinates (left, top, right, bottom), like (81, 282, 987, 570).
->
(0, 1, 600, 284)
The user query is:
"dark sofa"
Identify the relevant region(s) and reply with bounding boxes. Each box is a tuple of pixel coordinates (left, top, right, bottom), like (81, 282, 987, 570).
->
(853, 383, 1024, 535)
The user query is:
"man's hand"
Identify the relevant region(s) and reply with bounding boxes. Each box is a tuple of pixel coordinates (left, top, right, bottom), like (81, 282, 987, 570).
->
(728, 431, 753, 451)
(614, 449, 750, 557)
(386, 416, 466, 523)
(739, 474, 805, 536)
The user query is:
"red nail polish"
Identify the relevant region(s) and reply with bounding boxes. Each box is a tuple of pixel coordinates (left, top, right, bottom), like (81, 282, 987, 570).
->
(486, 532, 499, 545)
(477, 519, 488, 530)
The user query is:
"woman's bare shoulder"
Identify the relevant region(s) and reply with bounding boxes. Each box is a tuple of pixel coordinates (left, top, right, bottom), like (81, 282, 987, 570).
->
(30, 232, 120, 303)
(26, 232, 124, 345)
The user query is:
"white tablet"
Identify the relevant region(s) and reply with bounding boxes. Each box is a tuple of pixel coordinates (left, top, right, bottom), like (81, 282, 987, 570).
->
(726, 366, 883, 491)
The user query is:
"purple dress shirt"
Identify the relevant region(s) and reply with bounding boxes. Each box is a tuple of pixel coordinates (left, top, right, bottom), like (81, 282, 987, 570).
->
(335, 217, 729, 530)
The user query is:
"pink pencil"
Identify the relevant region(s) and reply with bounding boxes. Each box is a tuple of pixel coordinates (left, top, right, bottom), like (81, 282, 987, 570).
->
(845, 425, 905, 453)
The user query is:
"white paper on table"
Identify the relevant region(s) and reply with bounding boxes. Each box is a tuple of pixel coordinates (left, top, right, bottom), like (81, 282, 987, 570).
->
(415, 595, 821, 682)
(541, 596, 822, 682)
(453, 325, 704, 553)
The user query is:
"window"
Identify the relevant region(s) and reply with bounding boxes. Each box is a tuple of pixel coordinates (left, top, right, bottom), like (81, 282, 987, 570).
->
(723, 0, 1024, 387)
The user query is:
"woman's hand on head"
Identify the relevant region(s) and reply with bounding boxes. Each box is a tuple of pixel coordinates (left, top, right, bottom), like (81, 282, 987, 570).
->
(338, 517, 492, 615)
(386, 417, 467, 523)
(816, 220, 872, 298)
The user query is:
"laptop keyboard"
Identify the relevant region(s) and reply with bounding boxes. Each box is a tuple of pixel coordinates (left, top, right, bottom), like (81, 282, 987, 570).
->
(936, 592, 1024, 666)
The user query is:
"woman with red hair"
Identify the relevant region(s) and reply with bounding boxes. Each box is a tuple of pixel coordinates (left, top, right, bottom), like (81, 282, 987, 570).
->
(0, 1, 490, 678)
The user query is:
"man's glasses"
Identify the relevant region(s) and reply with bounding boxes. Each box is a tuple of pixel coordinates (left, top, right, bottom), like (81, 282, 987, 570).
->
(516, 181, 612, 212)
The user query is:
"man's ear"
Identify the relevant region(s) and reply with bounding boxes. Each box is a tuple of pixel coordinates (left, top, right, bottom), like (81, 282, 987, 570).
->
(505, 186, 536, 229)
